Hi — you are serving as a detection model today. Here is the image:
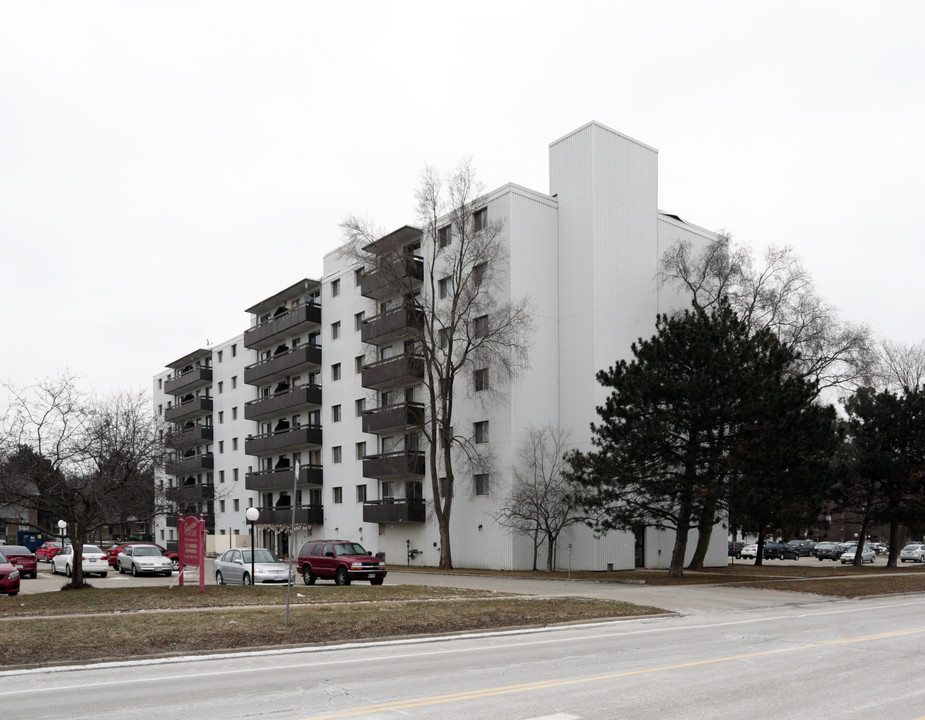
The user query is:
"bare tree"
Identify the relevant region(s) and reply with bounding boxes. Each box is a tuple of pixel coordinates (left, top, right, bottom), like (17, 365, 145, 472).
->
(497, 426, 582, 571)
(876, 339, 925, 393)
(341, 160, 533, 568)
(0, 375, 165, 587)
(659, 234, 873, 569)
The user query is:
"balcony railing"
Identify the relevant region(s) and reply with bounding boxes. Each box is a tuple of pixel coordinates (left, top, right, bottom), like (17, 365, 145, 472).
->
(244, 384, 322, 421)
(166, 513, 215, 532)
(164, 396, 213, 424)
(243, 301, 322, 350)
(253, 505, 323, 526)
(361, 353, 425, 391)
(361, 304, 424, 346)
(360, 254, 425, 300)
(245, 425, 323, 456)
(362, 498, 426, 524)
(362, 450, 426, 479)
(245, 464, 323, 491)
(165, 425, 214, 450)
(166, 483, 215, 503)
(164, 366, 213, 397)
(244, 343, 322, 386)
(362, 402, 425, 435)
(165, 453, 215, 476)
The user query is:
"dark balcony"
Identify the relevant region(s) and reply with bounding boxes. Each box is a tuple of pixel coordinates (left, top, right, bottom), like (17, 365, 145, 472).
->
(164, 366, 213, 397)
(245, 425, 323, 456)
(360, 254, 425, 301)
(363, 498, 426, 524)
(245, 464, 322, 492)
(244, 384, 322, 421)
(361, 353, 425, 391)
(244, 343, 322, 386)
(244, 301, 322, 350)
(363, 450, 425, 480)
(165, 425, 214, 450)
(166, 513, 216, 532)
(253, 505, 324, 526)
(361, 304, 425, 346)
(164, 396, 213, 424)
(362, 402, 425, 435)
(166, 483, 216, 503)
(165, 453, 215, 476)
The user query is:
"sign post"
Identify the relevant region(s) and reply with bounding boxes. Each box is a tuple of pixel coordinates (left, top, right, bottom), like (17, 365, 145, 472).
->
(178, 513, 206, 594)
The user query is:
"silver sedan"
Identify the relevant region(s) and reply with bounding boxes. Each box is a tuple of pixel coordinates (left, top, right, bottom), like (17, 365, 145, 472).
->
(213, 548, 294, 585)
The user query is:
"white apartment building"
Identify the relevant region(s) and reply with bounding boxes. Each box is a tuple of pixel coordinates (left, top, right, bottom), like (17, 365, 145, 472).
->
(154, 121, 727, 571)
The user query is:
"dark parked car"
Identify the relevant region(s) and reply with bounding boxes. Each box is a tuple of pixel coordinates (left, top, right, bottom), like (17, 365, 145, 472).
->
(787, 540, 815, 557)
(297, 540, 387, 586)
(728, 541, 744, 558)
(0, 552, 21, 596)
(0, 545, 37, 578)
(763, 542, 800, 560)
(813, 541, 843, 561)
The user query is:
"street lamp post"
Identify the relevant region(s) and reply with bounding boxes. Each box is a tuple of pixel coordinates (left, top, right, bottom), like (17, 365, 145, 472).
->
(245, 507, 259, 586)
(57, 519, 66, 550)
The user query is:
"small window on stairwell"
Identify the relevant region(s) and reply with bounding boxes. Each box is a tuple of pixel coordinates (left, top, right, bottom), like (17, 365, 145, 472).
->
(473, 207, 487, 233)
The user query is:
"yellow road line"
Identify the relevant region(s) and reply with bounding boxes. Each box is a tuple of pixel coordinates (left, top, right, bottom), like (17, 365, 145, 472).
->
(305, 627, 925, 719)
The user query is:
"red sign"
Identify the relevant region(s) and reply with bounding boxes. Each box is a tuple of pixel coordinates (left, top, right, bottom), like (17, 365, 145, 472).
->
(177, 514, 206, 594)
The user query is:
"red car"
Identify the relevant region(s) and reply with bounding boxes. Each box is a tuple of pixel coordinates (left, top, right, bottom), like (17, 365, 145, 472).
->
(297, 539, 387, 586)
(107, 542, 179, 571)
(35, 541, 67, 562)
(0, 552, 21, 596)
(0, 545, 37, 579)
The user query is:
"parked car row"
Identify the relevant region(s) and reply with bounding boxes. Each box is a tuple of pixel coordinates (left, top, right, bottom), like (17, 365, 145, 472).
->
(0, 551, 21, 596)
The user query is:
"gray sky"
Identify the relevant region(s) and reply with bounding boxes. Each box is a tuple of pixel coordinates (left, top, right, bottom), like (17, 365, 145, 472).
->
(2, 2, 923, 396)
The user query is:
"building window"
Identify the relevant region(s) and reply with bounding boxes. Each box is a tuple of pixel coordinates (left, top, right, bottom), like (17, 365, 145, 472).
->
(232, 437, 238, 451)
(355, 355, 364, 374)
(219, 440, 224, 453)
(231, 344, 237, 357)
(158, 378, 163, 389)
(219, 500, 226, 513)
(233, 468, 239, 481)
(473, 262, 487, 287)
(356, 441, 366, 460)
(219, 470, 225, 483)
(157, 404, 162, 416)
(218, 411, 224, 424)
(355, 398, 365, 417)
(381, 481, 394, 499)
(332, 405, 341, 423)
(355, 311, 365, 332)
(331, 321, 340, 340)
(331, 278, 340, 297)
(438, 224, 451, 248)
(218, 381, 224, 394)
(233, 499, 240, 511)
(332, 363, 341, 381)
(439, 329, 448, 350)
(232, 406, 238, 420)
(356, 485, 367, 503)
(333, 486, 343, 504)
(354, 268, 362, 286)
(231, 376, 237, 389)
(475, 473, 490, 495)
(333, 446, 342, 463)
(474, 421, 489, 444)
(473, 207, 487, 233)
(474, 368, 488, 392)
(438, 276, 453, 299)
(473, 315, 488, 338)
(218, 350, 223, 363)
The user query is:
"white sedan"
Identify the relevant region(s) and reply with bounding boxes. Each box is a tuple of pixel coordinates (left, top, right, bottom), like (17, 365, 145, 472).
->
(117, 545, 174, 576)
(51, 544, 109, 578)
(900, 544, 925, 563)
(740, 544, 758, 559)
(839, 544, 876, 564)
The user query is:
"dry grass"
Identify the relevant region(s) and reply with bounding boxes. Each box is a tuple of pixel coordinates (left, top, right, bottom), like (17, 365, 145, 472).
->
(0, 587, 661, 668)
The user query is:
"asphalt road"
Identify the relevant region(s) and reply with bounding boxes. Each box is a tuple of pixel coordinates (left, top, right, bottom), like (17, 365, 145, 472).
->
(3, 561, 925, 719)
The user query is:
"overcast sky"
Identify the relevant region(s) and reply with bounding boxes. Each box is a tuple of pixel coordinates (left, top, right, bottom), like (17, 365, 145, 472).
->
(2, 2, 923, 397)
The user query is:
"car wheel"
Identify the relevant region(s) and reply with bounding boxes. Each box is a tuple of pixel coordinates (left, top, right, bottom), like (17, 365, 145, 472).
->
(118, 561, 125, 574)
(335, 566, 350, 586)
(172, 558, 180, 572)
(303, 567, 316, 585)
(215, 571, 224, 585)
(30, 572, 37, 579)
(242, 573, 252, 586)
(131, 564, 138, 577)
(370, 577, 384, 586)
(99, 572, 108, 578)
(65, 564, 71, 578)
(8, 592, 18, 597)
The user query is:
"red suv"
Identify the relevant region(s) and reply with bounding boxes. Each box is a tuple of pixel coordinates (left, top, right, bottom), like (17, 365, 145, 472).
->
(297, 540, 386, 586)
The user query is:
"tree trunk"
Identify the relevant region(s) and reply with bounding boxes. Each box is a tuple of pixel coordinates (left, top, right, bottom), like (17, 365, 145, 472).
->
(545, 534, 556, 573)
(853, 517, 870, 566)
(69, 534, 85, 587)
(687, 493, 718, 570)
(754, 528, 765, 566)
(669, 498, 693, 578)
(887, 519, 901, 568)
(437, 513, 453, 569)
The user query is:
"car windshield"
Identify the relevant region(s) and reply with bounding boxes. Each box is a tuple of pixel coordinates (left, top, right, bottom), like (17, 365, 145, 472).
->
(241, 549, 279, 564)
(0, 552, 8, 563)
(133, 546, 162, 557)
(334, 543, 368, 556)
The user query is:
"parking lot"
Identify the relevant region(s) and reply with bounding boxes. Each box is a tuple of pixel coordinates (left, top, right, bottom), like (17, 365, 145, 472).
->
(13, 558, 225, 595)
